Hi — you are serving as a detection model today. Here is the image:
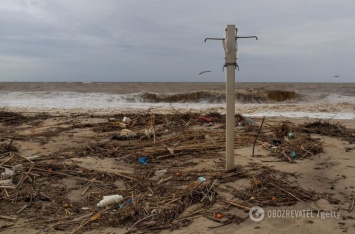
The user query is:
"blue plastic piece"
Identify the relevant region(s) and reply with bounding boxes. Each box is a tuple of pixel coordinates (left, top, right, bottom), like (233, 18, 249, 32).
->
(291, 151, 298, 159)
(138, 156, 148, 164)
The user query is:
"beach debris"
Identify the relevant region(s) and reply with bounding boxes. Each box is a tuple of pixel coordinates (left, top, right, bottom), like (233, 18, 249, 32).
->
(112, 129, 138, 140)
(122, 116, 132, 124)
(144, 127, 155, 139)
(198, 176, 207, 182)
(245, 117, 257, 125)
(138, 156, 148, 165)
(216, 213, 223, 219)
(27, 155, 40, 161)
(287, 132, 295, 139)
(298, 120, 355, 143)
(291, 151, 298, 159)
(198, 116, 212, 123)
(0, 111, 348, 233)
(155, 169, 167, 176)
(97, 195, 123, 208)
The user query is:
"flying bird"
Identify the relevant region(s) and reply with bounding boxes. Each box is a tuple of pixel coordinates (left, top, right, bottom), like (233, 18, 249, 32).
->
(334, 75, 340, 78)
(198, 71, 211, 75)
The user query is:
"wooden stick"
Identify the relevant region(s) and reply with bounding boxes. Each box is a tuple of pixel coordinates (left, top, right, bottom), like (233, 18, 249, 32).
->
(0, 153, 15, 166)
(3, 189, 9, 197)
(0, 215, 18, 221)
(157, 176, 172, 185)
(16, 165, 33, 188)
(225, 200, 251, 211)
(0, 185, 16, 189)
(114, 172, 136, 181)
(348, 198, 354, 212)
(16, 205, 28, 214)
(81, 182, 92, 196)
(252, 116, 265, 157)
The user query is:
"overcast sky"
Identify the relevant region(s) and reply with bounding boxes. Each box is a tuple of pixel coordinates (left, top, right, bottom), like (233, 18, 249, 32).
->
(0, 0, 354, 82)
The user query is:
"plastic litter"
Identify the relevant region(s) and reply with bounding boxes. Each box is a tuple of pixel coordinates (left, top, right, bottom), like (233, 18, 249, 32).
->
(144, 127, 154, 138)
(155, 169, 167, 176)
(291, 151, 298, 159)
(287, 132, 295, 139)
(27, 155, 40, 161)
(138, 156, 148, 165)
(198, 116, 212, 123)
(108, 118, 117, 122)
(97, 195, 123, 208)
(112, 129, 138, 140)
(122, 117, 132, 124)
(198, 177, 207, 182)
(245, 117, 257, 125)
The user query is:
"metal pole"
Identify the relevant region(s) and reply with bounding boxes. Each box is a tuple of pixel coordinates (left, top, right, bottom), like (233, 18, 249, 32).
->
(225, 25, 236, 171)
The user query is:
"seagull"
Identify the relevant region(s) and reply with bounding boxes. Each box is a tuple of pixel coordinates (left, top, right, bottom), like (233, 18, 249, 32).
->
(198, 70, 211, 75)
(334, 75, 340, 78)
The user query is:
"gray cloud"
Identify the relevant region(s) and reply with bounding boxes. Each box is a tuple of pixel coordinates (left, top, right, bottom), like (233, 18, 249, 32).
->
(0, 0, 354, 82)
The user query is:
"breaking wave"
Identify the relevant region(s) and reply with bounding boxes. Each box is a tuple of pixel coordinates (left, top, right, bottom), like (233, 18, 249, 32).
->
(0, 90, 354, 119)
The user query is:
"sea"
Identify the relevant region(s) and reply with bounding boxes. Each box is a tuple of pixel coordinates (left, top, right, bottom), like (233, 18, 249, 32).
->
(0, 82, 354, 119)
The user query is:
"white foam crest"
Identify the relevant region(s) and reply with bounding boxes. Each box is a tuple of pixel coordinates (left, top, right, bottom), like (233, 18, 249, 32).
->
(0, 91, 354, 120)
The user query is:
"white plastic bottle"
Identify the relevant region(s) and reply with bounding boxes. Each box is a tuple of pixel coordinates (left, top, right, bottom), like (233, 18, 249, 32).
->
(97, 195, 123, 208)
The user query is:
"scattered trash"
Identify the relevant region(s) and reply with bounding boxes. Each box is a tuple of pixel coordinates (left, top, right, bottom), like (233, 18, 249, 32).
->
(198, 116, 212, 123)
(108, 117, 117, 122)
(97, 195, 123, 208)
(122, 117, 132, 124)
(119, 198, 132, 209)
(291, 151, 298, 159)
(216, 213, 223, 219)
(144, 127, 155, 138)
(138, 156, 148, 165)
(112, 129, 138, 140)
(245, 117, 257, 125)
(1, 168, 14, 179)
(120, 129, 136, 137)
(109, 122, 127, 128)
(203, 122, 214, 126)
(155, 169, 167, 176)
(271, 146, 278, 153)
(272, 196, 277, 201)
(27, 155, 40, 161)
(287, 132, 295, 139)
(198, 177, 207, 182)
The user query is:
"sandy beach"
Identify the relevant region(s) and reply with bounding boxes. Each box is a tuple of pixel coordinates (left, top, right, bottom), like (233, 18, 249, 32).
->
(0, 109, 354, 234)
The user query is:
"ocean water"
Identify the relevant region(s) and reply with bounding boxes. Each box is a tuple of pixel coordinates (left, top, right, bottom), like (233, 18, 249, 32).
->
(0, 82, 354, 119)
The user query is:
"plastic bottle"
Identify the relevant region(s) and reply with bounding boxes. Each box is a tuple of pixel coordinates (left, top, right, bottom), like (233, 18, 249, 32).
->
(155, 169, 167, 176)
(122, 117, 132, 124)
(97, 195, 123, 208)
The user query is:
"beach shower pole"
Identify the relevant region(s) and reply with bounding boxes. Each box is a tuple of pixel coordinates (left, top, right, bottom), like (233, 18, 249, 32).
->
(225, 25, 237, 171)
(205, 25, 257, 171)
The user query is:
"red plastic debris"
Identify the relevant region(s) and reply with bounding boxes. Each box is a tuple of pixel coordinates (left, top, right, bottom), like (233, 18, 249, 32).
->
(198, 116, 212, 123)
